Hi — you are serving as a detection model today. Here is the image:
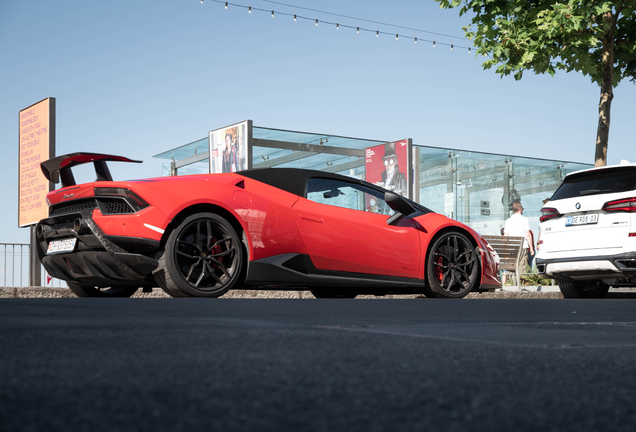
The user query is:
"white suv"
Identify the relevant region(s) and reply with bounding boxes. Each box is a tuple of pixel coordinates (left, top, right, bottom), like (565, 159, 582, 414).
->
(536, 161, 636, 298)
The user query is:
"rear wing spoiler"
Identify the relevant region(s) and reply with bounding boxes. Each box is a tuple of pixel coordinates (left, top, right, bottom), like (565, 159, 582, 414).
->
(40, 152, 142, 188)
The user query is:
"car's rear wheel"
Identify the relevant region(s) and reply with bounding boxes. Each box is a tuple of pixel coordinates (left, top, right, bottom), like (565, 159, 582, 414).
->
(67, 282, 138, 298)
(425, 231, 480, 298)
(310, 289, 357, 299)
(156, 212, 244, 298)
(558, 279, 610, 299)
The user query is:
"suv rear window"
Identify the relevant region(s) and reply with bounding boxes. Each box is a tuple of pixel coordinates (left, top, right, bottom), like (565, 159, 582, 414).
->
(551, 167, 636, 200)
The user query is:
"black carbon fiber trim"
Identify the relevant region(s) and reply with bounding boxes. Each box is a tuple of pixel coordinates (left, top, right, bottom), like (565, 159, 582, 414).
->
(97, 198, 135, 214)
(49, 199, 98, 216)
(49, 197, 137, 217)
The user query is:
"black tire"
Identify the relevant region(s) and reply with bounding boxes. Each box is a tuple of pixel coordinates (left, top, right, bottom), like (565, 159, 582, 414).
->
(156, 212, 244, 298)
(67, 281, 138, 298)
(425, 231, 480, 298)
(558, 279, 610, 299)
(310, 289, 357, 299)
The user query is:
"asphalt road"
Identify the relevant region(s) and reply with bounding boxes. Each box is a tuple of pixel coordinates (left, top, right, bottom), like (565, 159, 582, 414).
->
(1, 298, 635, 432)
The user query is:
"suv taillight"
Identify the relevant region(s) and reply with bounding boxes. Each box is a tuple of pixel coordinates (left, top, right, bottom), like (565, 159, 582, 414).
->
(602, 197, 636, 213)
(540, 207, 561, 223)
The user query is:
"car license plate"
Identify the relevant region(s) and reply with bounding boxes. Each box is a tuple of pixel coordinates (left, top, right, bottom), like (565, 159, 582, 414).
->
(47, 238, 77, 254)
(566, 214, 599, 227)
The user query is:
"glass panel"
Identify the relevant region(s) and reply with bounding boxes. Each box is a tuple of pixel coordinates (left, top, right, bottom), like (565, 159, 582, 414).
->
(252, 146, 363, 174)
(253, 126, 384, 150)
(154, 137, 209, 161)
(465, 187, 505, 236)
(177, 160, 210, 176)
(414, 143, 593, 241)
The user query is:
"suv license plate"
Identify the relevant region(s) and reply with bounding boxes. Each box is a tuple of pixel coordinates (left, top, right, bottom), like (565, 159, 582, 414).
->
(47, 238, 77, 254)
(566, 214, 599, 227)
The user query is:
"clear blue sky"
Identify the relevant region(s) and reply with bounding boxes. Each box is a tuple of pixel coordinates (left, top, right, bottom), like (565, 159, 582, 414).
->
(1, 0, 635, 244)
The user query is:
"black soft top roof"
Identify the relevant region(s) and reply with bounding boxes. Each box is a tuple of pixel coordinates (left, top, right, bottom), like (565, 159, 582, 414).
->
(237, 168, 372, 197)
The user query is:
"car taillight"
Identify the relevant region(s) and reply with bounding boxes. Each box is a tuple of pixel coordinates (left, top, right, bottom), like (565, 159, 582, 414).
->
(602, 197, 636, 213)
(94, 187, 149, 208)
(540, 207, 561, 222)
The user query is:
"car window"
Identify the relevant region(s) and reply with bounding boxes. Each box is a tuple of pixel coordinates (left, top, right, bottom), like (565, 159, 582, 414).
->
(551, 167, 636, 200)
(305, 178, 395, 216)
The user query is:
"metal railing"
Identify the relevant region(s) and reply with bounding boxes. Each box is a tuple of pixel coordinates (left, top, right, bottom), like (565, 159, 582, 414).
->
(0, 243, 67, 288)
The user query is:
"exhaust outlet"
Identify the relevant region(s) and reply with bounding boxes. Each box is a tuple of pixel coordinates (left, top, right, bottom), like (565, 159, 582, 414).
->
(74, 218, 84, 233)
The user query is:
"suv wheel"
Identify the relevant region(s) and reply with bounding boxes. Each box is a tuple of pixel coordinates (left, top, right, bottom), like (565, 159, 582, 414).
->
(558, 279, 610, 299)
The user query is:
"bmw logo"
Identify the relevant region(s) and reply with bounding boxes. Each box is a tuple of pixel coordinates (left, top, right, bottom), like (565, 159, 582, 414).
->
(575, 202, 581, 209)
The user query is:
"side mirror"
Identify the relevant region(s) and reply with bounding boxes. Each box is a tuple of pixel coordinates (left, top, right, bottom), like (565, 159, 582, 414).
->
(384, 192, 416, 225)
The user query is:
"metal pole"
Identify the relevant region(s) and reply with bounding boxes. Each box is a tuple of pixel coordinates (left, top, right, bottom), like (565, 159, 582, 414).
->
(3, 245, 6, 288)
(12, 245, 15, 287)
(20, 245, 23, 287)
(29, 226, 41, 287)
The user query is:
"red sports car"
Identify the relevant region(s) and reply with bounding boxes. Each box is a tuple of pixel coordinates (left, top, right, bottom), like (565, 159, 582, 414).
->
(36, 153, 501, 298)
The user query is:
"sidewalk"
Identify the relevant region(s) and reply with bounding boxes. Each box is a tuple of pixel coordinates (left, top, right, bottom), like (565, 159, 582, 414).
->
(1, 286, 562, 299)
(2, 286, 634, 299)
(501, 285, 561, 293)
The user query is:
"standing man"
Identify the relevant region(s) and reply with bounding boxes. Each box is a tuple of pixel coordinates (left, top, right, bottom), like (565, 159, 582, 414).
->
(504, 202, 535, 271)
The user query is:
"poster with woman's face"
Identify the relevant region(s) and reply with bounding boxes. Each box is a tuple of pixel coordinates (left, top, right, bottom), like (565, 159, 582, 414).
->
(209, 121, 249, 173)
(364, 139, 410, 198)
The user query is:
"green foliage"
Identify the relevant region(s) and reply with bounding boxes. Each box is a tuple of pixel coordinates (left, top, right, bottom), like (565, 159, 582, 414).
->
(520, 270, 554, 287)
(435, 0, 636, 87)
(503, 265, 554, 286)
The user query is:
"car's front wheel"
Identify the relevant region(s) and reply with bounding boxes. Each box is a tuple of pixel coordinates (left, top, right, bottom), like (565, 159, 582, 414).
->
(67, 282, 139, 298)
(155, 212, 244, 298)
(425, 231, 480, 298)
(558, 279, 609, 299)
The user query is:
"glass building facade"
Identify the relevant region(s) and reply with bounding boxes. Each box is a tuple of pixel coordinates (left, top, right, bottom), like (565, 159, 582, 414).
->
(154, 124, 592, 239)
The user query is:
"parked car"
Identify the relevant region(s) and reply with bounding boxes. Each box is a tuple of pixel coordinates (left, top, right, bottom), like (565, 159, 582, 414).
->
(537, 161, 636, 298)
(36, 153, 500, 298)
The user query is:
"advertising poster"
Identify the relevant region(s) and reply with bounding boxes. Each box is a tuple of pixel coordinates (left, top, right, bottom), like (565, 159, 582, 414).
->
(19, 98, 55, 227)
(365, 139, 411, 199)
(209, 121, 251, 174)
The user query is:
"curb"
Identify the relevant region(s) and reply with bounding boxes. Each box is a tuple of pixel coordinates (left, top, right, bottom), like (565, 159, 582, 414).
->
(2, 286, 634, 299)
(1, 286, 562, 299)
(501, 285, 561, 293)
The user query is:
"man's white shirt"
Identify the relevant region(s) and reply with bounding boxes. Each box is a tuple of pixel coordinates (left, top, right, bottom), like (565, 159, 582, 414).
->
(504, 213, 531, 248)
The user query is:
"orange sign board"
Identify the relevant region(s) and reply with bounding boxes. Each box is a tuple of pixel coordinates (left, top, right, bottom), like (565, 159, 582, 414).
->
(19, 98, 55, 227)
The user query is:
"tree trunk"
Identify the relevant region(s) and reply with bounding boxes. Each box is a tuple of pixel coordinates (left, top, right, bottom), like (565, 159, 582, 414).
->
(595, 11, 616, 167)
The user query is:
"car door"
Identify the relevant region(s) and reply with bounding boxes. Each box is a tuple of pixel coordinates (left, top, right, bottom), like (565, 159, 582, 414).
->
(291, 177, 421, 279)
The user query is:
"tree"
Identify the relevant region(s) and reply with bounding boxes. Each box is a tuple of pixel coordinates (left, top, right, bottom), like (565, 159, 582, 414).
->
(436, 0, 636, 166)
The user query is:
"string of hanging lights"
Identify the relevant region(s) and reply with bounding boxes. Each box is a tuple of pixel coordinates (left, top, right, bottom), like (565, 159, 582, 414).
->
(266, 0, 467, 40)
(200, 0, 478, 53)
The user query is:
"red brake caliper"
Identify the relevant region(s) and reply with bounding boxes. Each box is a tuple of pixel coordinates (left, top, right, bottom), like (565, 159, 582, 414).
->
(435, 252, 444, 282)
(211, 239, 223, 266)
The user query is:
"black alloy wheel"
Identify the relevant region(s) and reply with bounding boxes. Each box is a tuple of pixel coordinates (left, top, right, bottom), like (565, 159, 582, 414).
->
(157, 212, 243, 297)
(67, 281, 139, 298)
(425, 231, 480, 298)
